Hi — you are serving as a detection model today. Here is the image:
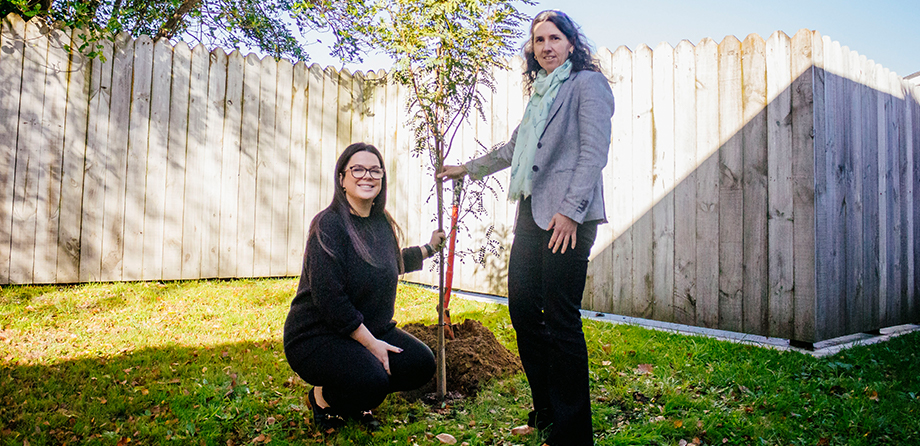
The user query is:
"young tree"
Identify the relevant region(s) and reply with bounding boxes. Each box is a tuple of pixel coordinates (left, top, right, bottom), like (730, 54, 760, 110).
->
(361, 0, 532, 399)
(0, 0, 375, 61)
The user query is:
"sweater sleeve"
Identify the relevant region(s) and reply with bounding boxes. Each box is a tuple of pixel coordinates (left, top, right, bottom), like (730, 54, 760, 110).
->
(402, 246, 425, 273)
(307, 215, 364, 336)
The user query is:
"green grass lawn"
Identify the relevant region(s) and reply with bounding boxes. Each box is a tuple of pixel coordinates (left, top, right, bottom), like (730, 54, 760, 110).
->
(1, 279, 918, 445)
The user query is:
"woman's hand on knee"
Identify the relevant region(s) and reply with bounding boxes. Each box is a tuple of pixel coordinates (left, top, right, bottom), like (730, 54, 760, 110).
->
(368, 339, 403, 375)
(351, 323, 402, 375)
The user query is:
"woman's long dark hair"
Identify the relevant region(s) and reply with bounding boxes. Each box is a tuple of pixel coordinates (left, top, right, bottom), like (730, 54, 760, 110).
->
(522, 10, 601, 92)
(309, 142, 405, 272)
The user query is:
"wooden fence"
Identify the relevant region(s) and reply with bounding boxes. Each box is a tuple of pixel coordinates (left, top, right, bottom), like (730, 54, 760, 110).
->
(586, 32, 920, 343)
(1, 13, 918, 343)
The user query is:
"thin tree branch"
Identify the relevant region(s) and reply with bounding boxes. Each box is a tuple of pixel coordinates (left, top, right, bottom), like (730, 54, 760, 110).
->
(156, 0, 202, 40)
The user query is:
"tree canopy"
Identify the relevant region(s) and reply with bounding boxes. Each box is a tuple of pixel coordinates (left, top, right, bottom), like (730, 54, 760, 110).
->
(0, 0, 376, 62)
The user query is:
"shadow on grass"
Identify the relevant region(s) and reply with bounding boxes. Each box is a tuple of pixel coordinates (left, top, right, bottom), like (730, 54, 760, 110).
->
(0, 339, 434, 446)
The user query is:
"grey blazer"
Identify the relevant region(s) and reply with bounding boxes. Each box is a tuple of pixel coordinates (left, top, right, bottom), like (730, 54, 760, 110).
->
(465, 69, 615, 230)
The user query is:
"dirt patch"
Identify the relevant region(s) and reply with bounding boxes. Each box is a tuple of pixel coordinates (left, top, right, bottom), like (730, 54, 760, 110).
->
(401, 319, 522, 400)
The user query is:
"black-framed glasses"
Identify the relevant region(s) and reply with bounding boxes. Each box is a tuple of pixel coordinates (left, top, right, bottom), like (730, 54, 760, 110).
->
(346, 165, 385, 180)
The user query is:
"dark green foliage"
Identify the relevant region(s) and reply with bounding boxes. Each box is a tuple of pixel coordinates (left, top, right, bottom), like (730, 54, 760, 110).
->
(0, 0, 374, 61)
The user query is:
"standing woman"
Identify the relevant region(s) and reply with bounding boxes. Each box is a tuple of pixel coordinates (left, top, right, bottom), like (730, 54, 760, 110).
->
(285, 142, 445, 430)
(439, 10, 614, 446)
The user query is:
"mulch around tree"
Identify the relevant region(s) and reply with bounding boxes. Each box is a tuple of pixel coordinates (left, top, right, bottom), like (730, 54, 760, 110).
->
(401, 319, 522, 401)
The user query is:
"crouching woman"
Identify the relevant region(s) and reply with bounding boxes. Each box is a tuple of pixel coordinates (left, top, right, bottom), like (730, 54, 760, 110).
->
(284, 142, 445, 430)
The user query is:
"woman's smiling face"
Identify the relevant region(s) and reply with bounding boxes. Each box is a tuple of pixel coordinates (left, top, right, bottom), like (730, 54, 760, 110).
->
(340, 151, 383, 213)
(532, 20, 573, 74)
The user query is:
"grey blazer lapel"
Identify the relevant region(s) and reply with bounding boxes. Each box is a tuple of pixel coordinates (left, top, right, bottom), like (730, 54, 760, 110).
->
(541, 71, 578, 137)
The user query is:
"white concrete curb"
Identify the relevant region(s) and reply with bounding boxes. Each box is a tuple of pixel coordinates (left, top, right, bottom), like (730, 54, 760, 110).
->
(425, 284, 920, 358)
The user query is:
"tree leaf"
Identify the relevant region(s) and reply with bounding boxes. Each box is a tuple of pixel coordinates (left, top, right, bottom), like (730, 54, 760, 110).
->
(435, 433, 457, 444)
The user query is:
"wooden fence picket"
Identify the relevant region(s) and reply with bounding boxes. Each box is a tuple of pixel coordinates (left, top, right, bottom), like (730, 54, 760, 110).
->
(201, 48, 228, 279)
(766, 31, 795, 338)
(180, 44, 210, 279)
(718, 35, 744, 332)
(236, 53, 261, 278)
(287, 61, 309, 275)
(0, 15, 24, 284)
(741, 33, 768, 335)
(631, 44, 654, 320)
(652, 41, 676, 323)
(142, 39, 173, 280)
(162, 42, 191, 281)
(271, 58, 293, 277)
(79, 33, 114, 282)
(694, 37, 721, 329)
(609, 45, 634, 317)
(124, 36, 154, 281)
(57, 26, 90, 283)
(218, 51, 244, 278)
(790, 29, 818, 342)
(10, 19, 48, 284)
(34, 26, 69, 284)
(99, 33, 133, 282)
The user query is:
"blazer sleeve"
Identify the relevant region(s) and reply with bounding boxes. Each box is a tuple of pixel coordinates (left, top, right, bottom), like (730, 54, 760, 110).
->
(463, 125, 520, 180)
(557, 72, 615, 222)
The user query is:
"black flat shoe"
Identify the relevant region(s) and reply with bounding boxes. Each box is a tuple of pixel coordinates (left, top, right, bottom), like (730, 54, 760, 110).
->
(308, 387, 345, 430)
(350, 410, 382, 432)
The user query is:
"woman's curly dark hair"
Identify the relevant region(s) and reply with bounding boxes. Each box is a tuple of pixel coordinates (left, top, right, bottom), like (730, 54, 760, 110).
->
(522, 10, 601, 92)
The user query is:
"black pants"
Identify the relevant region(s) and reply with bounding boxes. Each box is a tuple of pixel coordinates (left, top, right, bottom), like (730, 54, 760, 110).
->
(285, 326, 435, 414)
(509, 197, 598, 446)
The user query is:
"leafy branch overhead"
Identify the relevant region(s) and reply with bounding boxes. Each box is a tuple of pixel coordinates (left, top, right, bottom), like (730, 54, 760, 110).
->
(363, 0, 532, 164)
(0, 0, 376, 62)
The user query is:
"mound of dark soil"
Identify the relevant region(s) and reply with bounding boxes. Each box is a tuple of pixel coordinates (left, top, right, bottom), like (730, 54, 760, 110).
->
(401, 319, 522, 400)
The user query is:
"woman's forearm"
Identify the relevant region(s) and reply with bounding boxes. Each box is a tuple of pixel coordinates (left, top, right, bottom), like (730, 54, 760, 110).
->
(350, 323, 377, 348)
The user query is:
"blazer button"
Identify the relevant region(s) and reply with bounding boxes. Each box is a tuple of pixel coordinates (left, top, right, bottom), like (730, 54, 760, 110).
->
(537, 142, 543, 149)
(532, 165, 539, 172)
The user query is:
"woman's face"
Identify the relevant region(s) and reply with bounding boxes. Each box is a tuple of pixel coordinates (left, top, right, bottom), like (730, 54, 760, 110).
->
(340, 151, 383, 211)
(532, 20, 573, 74)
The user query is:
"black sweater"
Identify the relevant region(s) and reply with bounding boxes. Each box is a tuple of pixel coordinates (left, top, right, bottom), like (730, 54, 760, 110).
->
(283, 211, 424, 353)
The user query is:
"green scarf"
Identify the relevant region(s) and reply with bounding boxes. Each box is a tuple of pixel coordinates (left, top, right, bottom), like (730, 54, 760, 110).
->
(508, 59, 573, 201)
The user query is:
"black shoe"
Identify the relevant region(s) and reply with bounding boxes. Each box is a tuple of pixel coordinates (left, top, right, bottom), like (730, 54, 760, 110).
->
(527, 409, 554, 432)
(350, 410, 382, 432)
(308, 387, 345, 430)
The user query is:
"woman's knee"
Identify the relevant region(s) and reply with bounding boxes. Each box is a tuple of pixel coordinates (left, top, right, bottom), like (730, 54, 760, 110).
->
(388, 338, 435, 390)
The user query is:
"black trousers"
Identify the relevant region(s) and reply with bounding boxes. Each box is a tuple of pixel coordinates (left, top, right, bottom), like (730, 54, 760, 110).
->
(509, 197, 598, 446)
(285, 326, 435, 415)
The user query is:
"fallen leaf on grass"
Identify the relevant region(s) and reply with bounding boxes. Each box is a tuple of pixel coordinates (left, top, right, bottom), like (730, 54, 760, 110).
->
(435, 433, 457, 444)
(511, 425, 534, 435)
(868, 391, 879, 401)
(673, 420, 683, 428)
(635, 364, 654, 375)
